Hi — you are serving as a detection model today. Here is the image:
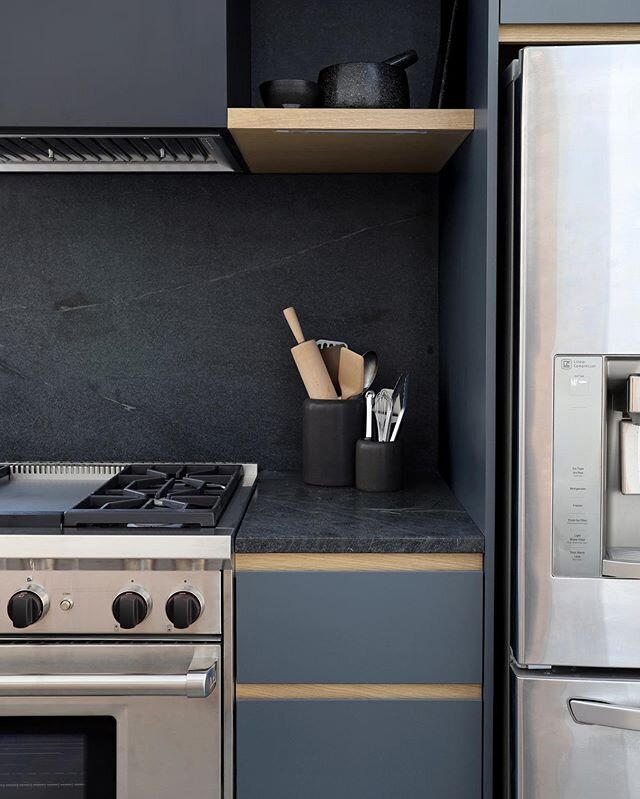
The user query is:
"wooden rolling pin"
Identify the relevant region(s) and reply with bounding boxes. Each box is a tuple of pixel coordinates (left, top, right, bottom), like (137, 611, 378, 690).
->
(283, 307, 338, 400)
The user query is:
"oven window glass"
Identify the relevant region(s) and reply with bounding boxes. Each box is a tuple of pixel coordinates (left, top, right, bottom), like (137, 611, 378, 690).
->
(0, 717, 116, 798)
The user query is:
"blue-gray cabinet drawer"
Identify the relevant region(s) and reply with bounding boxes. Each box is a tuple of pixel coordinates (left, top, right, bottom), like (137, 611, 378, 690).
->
(236, 571, 482, 683)
(236, 698, 481, 799)
(501, 0, 640, 24)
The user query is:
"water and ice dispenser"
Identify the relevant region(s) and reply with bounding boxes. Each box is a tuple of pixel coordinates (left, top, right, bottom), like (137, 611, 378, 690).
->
(619, 374, 640, 494)
(553, 356, 640, 579)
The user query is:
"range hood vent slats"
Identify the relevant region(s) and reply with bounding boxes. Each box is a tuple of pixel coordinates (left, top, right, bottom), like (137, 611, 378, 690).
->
(31, 138, 69, 162)
(42, 139, 84, 162)
(1, 139, 39, 162)
(69, 138, 112, 162)
(15, 138, 53, 160)
(66, 138, 101, 162)
(161, 137, 190, 162)
(144, 138, 176, 162)
(89, 139, 128, 162)
(182, 139, 207, 162)
(86, 139, 117, 162)
(0, 135, 235, 171)
(132, 138, 159, 161)
(0, 141, 27, 162)
(114, 139, 146, 163)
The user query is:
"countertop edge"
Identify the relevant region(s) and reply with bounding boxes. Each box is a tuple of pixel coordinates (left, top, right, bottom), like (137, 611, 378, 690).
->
(234, 536, 485, 555)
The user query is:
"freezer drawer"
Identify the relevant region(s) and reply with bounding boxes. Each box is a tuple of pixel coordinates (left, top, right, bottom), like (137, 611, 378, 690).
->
(514, 667, 640, 798)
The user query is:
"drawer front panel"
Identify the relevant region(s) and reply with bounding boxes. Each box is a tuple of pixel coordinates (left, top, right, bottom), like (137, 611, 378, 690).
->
(236, 571, 482, 683)
(236, 699, 481, 799)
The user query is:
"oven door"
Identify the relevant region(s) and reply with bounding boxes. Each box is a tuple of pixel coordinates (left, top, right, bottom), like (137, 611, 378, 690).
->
(514, 665, 640, 798)
(0, 643, 221, 799)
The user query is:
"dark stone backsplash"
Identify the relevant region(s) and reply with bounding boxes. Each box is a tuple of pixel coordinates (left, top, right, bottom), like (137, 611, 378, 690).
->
(0, 173, 437, 470)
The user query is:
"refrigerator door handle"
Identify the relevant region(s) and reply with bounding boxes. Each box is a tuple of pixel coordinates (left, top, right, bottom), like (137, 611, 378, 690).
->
(570, 699, 640, 732)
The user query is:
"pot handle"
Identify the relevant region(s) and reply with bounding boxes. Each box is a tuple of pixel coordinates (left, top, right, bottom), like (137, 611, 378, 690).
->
(383, 50, 418, 70)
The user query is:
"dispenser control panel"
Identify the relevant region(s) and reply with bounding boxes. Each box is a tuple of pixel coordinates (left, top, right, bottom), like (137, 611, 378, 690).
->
(552, 356, 604, 577)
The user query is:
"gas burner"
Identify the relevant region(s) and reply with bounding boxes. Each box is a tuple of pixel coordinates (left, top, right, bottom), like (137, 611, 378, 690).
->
(64, 464, 244, 528)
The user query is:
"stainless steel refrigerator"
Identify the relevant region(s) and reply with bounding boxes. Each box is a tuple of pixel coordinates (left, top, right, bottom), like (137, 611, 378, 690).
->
(505, 44, 640, 797)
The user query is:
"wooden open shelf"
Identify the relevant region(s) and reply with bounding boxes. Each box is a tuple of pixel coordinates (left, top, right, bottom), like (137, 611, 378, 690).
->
(227, 108, 474, 174)
(500, 23, 640, 44)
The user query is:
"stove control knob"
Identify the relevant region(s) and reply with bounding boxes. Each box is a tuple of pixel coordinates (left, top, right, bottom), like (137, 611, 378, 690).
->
(7, 587, 49, 628)
(112, 589, 151, 629)
(166, 591, 203, 629)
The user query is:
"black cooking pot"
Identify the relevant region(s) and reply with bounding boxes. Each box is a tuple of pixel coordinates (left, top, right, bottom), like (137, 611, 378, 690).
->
(318, 50, 418, 109)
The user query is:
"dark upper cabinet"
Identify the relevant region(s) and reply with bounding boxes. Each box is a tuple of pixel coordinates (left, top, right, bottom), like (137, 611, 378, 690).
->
(501, 0, 640, 23)
(0, 0, 249, 129)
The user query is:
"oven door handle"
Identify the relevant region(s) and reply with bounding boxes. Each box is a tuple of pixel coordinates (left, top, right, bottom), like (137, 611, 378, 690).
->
(0, 662, 217, 699)
(569, 699, 640, 732)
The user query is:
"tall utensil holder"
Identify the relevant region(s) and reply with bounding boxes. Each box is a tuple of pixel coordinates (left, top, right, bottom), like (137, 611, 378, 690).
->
(302, 398, 365, 486)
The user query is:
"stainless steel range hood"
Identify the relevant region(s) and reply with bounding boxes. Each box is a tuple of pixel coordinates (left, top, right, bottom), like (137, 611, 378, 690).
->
(0, 1, 250, 172)
(0, 133, 237, 172)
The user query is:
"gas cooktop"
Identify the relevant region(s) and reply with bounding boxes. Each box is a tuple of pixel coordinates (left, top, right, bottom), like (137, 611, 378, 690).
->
(0, 462, 256, 533)
(65, 464, 244, 527)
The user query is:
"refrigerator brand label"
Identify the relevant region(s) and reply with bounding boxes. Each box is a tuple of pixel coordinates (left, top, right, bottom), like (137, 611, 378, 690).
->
(552, 356, 603, 577)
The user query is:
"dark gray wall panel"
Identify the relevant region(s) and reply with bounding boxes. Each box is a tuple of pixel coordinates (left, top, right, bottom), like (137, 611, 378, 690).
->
(236, 571, 483, 683)
(236, 699, 482, 799)
(250, 0, 440, 108)
(0, 174, 437, 471)
(501, 0, 640, 24)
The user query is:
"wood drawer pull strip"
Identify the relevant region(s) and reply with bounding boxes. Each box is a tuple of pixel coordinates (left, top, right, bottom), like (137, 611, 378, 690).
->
(236, 684, 482, 701)
(235, 553, 482, 572)
(499, 24, 640, 44)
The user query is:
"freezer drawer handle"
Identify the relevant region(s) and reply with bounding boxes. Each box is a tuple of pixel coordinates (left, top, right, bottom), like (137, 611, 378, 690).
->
(0, 663, 217, 699)
(570, 699, 640, 732)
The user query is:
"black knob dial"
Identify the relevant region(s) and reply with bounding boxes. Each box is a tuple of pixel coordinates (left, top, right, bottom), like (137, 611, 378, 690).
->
(112, 591, 150, 629)
(166, 591, 202, 629)
(7, 590, 45, 629)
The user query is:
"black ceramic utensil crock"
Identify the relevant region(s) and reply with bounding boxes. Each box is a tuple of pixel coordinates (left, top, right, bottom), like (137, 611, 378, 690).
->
(302, 398, 365, 486)
(260, 79, 320, 108)
(318, 50, 418, 109)
(355, 439, 403, 492)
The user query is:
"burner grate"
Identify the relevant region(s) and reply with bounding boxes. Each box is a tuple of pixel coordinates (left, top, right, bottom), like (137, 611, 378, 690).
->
(63, 464, 243, 528)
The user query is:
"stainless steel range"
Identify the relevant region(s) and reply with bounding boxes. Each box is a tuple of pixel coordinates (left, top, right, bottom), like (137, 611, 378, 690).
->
(0, 462, 257, 799)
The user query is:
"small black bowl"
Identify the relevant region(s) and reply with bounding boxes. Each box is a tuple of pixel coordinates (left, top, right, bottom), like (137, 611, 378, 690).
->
(259, 79, 320, 108)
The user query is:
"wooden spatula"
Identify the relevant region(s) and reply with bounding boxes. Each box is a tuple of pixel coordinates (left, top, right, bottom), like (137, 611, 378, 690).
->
(320, 346, 343, 393)
(283, 308, 338, 400)
(338, 347, 365, 399)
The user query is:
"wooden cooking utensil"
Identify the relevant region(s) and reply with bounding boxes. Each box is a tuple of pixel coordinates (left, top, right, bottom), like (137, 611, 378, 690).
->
(320, 346, 343, 393)
(283, 307, 338, 400)
(338, 347, 365, 399)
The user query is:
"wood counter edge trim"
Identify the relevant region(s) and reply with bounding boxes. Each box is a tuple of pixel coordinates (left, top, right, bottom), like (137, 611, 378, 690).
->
(235, 552, 483, 572)
(228, 108, 475, 131)
(500, 23, 640, 43)
(236, 683, 482, 700)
